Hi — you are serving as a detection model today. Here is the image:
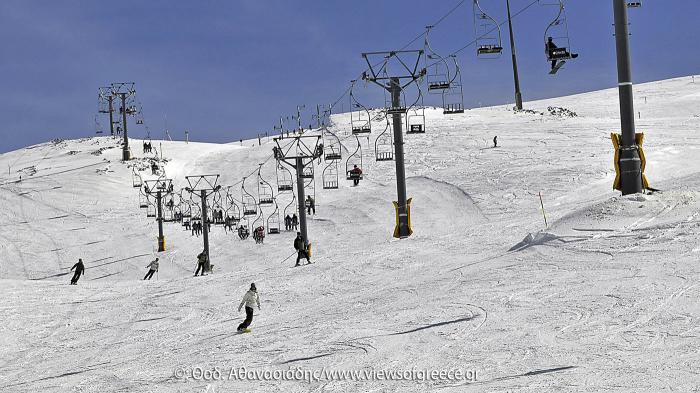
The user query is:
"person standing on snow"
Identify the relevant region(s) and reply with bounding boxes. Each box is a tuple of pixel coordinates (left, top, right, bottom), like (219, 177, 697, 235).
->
(294, 232, 310, 266)
(306, 196, 315, 215)
(144, 257, 159, 280)
(493, 135, 498, 148)
(291, 214, 298, 230)
(194, 251, 208, 277)
(70, 258, 85, 285)
(237, 283, 261, 332)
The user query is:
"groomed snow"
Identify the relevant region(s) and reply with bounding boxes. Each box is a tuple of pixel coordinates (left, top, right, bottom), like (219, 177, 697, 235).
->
(1, 76, 699, 392)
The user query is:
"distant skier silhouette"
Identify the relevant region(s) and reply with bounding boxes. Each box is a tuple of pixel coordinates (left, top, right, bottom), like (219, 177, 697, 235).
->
(70, 258, 85, 285)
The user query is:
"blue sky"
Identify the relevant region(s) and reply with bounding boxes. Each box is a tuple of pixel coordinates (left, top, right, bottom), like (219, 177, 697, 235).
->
(0, 0, 698, 153)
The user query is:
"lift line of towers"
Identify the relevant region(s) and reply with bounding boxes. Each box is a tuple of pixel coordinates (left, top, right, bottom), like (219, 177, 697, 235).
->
(98, 0, 648, 260)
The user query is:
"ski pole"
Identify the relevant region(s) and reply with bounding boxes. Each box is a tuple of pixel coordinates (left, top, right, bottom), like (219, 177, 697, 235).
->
(538, 191, 548, 229)
(279, 252, 296, 264)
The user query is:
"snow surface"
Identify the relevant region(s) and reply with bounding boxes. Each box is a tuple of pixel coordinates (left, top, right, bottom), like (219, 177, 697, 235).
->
(1, 76, 699, 392)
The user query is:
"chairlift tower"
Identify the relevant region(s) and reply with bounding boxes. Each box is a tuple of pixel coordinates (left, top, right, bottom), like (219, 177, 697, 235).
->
(362, 50, 426, 238)
(110, 82, 137, 161)
(612, 0, 642, 194)
(144, 178, 173, 252)
(185, 175, 222, 266)
(273, 135, 323, 252)
(506, 0, 524, 110)
(98, 87, 115, 136)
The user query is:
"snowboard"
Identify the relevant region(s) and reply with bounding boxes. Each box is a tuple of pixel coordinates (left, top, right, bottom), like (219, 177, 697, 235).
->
(549, 61, 566, 75)
(237, 328, 251, 334)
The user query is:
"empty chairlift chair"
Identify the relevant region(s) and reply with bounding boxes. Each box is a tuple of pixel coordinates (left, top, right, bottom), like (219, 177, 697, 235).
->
(350, 80, 372, 134)
(374, 119, 394, 161)
(276, 164, 294, 192)
(322, 161, 339, 189)
(257, 165, 275, 205)
(241, 178, 258, 216)
(473, 0, 504, 57)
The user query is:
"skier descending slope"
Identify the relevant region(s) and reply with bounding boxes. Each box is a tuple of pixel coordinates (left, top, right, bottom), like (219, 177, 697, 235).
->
(70, 258, 85, 285)
(144, 258, 159, 280)
(237, 283, 261, 333)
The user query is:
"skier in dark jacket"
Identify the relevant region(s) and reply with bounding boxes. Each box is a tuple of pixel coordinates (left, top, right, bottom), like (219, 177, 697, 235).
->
(194, 251, 208, 277)
(294, 232, 310, 266)
(70, 258, 85, 285)
(291, 214, 298, 230)
(306, 196, 315, 215)
(493, 135, 498, 148)
(284, 214, 292, 231)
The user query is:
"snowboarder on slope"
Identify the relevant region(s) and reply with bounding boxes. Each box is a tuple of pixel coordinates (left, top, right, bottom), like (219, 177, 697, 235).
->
(237, 283, 261, 332)
(144, 257, 159, 280)
(294, 232, 310, 266)
(493, 135, 498, 148)
(348, 165, 363, 186)
(70, 258, 85, 285)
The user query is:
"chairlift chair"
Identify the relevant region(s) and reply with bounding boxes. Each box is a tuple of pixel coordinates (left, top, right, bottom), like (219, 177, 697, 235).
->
(473, 0, 504, 58)
(267, 202, 281, 234)
(442, 58, 465, 115)
(542, 0, 576, 67)
(424, 26, 452, 92)
(257, 166, 275, 205)
(323, 129, 343, 161)
(322, 160, 339, 189)
(276, 164, 294, 192)
(241, 178, 258, 216)
(350, 81, 372, 134)
(301, 165, 314, 179)
(132, 170, 143, 188)
(405, 89, 427, 134)
(374, 120, 394, 161)
(627, 1, 642, 7)
(345, 135, 364, 182)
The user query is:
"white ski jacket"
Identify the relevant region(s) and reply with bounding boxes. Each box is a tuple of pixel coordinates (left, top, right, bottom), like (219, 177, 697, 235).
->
(147, 260, 159, 271)
(239, 290, 260, 311)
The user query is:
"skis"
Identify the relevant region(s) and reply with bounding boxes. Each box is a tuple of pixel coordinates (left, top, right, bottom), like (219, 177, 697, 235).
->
(549, 61, 566, 75)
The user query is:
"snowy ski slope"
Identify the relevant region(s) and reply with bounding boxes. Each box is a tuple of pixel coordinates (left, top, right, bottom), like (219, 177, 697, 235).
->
(1, 76, 699, 392)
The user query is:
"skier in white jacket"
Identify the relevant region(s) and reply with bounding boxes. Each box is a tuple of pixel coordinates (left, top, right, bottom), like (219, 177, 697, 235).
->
(144, 258, 159, 280)
(237, 283, 261, 332)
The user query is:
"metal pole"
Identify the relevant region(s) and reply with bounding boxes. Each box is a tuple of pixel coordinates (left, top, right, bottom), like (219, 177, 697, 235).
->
(506, 0, 523, 110)
(200, 189, 210, 264)
(108, 96, 115, 136)
(295, 157, 308, 247)
(156, 190, 165, 251)
(121, 94, 131, 161)
(613, 0, 642, 194)
(390, 77, 410, 238)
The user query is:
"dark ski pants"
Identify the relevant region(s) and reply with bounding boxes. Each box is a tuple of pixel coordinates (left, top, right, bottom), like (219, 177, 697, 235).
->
(144, 270, 155, 280)
(296, 250, 310, 266)
(237, 306, 254, 331)
(195, 262, 206, 276)
(353, 179, 359, 186)
(70, 272, 82, 285)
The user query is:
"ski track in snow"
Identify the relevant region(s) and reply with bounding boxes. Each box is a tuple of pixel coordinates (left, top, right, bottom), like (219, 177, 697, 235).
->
(1, 77, 700, 392)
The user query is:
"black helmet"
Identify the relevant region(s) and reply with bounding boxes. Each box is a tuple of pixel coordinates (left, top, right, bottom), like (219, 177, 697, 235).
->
(250, 283, 256, 291)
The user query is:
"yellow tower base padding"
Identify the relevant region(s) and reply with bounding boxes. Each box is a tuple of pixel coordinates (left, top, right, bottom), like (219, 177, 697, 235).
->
(158, 237, 166, 252)
(611, 132, 651, 191)
(307, 242, 312, 259)
(393, 198, 413, 238)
